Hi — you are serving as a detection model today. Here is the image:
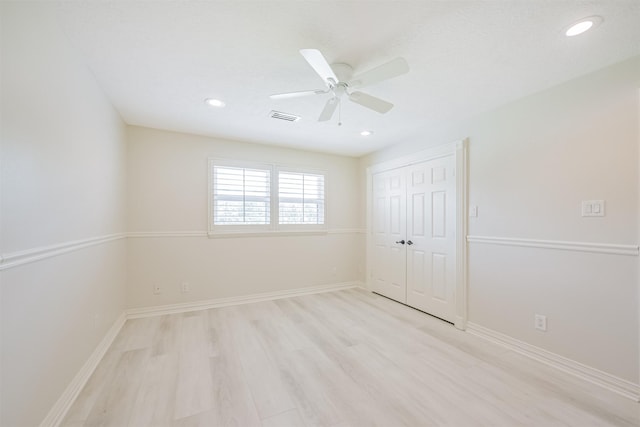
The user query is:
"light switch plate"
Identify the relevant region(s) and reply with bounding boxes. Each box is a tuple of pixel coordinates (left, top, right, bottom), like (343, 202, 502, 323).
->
(581, 200, 605, 217)
(469, 205, 478, 217)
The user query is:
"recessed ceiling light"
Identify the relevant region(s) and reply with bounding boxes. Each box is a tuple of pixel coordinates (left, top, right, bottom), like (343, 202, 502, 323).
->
(205, 98, 226, 107)
(565, 16, 603, 37)
(360, 130, 373, 136)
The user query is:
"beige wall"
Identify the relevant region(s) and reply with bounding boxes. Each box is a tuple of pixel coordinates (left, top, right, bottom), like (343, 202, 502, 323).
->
(0, 3, 128, 426)
(126, 126, 364, 309)
(361, 56, 640, 383)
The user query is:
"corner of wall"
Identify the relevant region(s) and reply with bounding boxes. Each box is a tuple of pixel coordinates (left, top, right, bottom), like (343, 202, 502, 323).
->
(637, 87, 640, 385)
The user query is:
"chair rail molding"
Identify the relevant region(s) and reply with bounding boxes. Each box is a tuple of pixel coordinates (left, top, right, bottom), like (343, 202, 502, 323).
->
(127, 231, 208, 238)
(467, 235, 639, 256)
(0, 233, 127, 271)
(129, 229, 364, 238)
(0, 229, 366, 271)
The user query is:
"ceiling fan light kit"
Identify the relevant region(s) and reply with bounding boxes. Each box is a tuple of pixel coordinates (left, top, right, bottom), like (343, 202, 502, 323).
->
(270, 49, 409, 124)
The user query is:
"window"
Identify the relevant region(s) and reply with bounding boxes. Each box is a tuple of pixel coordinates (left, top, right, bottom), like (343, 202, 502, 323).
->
(212, 166, 271, 225)
(279, 171, 325, 225)
(209, 159, 326, 235)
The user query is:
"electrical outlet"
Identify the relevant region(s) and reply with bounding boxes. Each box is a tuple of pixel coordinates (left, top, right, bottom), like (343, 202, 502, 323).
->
(152, 284, 162, 295)
(180, 282, 190, 293)
(534, 314, 547, 331)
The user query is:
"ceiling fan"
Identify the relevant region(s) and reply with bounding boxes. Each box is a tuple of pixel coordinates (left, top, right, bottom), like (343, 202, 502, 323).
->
(270, 49, 409, 123)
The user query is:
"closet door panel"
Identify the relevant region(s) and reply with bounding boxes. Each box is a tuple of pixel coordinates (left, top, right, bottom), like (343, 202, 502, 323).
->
(371, 169, 407, 303)
(406, 156, 456, 322)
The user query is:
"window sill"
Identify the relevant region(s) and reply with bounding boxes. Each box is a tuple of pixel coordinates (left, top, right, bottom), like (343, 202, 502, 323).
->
(208, 229, 329, 239)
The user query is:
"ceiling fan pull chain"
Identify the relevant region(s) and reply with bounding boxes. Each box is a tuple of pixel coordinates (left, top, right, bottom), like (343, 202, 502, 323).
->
(338, 98, 342, 126)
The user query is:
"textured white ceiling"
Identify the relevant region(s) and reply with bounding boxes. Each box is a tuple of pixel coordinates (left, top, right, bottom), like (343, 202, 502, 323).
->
(55, 1, 640, 157)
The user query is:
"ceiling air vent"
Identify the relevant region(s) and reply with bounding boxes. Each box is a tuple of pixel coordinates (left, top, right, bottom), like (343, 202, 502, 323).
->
(270, 110, 301, 122)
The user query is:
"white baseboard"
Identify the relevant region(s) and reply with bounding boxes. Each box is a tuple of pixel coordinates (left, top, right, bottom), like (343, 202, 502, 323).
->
(39, 312, 127, 427)
(466, 322, 640, 402)
(127, 281, 363, 319)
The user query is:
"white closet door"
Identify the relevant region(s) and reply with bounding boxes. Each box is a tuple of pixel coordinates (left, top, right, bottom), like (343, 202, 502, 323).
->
(371, 168, 407, 303)
(406, 155, 456, 322)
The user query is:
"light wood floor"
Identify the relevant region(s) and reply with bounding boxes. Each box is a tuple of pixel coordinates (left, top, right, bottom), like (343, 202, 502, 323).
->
(63, 288, 639, 426)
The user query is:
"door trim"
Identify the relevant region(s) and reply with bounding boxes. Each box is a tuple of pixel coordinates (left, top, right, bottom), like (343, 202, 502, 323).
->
(366, 139, 469, 330)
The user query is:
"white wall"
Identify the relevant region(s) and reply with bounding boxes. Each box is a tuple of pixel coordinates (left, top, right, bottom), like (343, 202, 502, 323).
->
(1, 3, 128, 426)
(362, 56, 640, 384)
(126, 126, 364, 309)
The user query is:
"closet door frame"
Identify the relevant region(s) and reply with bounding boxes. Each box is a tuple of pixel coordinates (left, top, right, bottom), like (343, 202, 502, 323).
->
(366, 139, 469, 330)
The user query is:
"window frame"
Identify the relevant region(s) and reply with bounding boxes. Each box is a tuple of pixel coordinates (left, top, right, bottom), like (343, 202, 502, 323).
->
(209, 159, 273, 234)
(275, 166, 327, 232)
(208, 158, 328, 237)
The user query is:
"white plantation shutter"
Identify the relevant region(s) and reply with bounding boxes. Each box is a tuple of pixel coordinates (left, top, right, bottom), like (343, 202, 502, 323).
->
(278, 171, 325, 225)
(213, 166, 271, 225)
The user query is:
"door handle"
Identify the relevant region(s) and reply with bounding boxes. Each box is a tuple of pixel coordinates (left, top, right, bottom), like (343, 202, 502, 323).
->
(395, 240, 405, 245)
(406, 240, 413, 245)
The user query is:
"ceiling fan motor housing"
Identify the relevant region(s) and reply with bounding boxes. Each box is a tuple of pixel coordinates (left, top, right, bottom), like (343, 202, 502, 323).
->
(330, 63, 354, 84)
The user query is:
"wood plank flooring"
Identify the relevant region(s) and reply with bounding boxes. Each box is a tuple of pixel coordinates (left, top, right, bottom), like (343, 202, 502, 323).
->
(62, 288, 639, 426)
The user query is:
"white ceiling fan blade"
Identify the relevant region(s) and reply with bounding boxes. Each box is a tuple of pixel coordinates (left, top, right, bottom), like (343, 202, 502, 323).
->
(348, 57, 409, 89)
(318, 97, 339, 122)
(300, 49, 338, 85)
(270, 89, 327, 100)
(348, 91, 394, 114)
